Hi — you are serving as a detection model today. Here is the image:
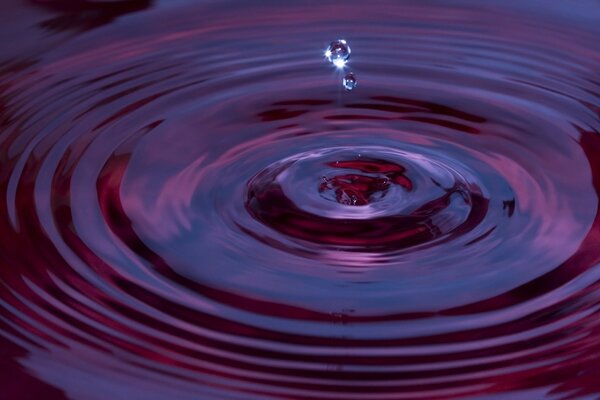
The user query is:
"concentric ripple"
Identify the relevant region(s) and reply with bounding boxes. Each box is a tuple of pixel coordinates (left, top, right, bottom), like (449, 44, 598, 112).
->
(1, 1, 600, 399)
(246, 145, 488, 251)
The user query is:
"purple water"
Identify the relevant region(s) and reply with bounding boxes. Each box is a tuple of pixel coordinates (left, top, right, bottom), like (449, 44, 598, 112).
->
(1, 1, 600, 399)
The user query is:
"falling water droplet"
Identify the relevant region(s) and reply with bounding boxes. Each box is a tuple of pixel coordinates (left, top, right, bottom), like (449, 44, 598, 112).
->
(325, 39, 351, 68)
(343, 72, 357, 91)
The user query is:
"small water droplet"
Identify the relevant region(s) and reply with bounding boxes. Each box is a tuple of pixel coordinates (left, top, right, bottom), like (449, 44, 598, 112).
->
(325, 39, 351, 68)
(343, 72, 357, 91)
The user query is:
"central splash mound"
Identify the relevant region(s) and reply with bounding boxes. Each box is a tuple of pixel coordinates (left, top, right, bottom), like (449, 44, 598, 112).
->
(246, 146, 487, 250)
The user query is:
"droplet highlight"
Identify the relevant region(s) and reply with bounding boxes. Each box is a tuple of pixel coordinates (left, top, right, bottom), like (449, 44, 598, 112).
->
(343, 72, 357, 91)
(325, 39, 351, 68)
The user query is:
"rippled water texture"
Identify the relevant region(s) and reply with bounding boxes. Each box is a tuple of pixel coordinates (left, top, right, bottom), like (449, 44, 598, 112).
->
(1, 1, 600, 399)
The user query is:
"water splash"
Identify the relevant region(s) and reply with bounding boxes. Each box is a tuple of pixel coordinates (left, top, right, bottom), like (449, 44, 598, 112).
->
(1, 1, 600, 400)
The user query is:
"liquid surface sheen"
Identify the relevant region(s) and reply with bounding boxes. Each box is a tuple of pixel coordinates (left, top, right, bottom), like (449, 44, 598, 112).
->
(1, 1, 600, 399)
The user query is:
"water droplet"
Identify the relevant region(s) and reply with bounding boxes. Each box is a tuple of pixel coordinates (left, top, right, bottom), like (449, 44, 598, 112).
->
(325, 39, 351, 68)
(343, 72, 357, 91)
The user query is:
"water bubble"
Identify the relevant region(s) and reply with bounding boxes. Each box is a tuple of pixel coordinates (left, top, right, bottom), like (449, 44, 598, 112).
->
(325, 39, 351, 68)
(343, 72, 357, 91)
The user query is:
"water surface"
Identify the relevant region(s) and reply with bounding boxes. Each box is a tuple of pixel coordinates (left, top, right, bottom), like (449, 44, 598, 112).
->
(1, 1, 600, 399)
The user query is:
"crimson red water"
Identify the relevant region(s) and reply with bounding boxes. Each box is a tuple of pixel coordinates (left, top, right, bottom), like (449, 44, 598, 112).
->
(1, 1, 600, 399)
